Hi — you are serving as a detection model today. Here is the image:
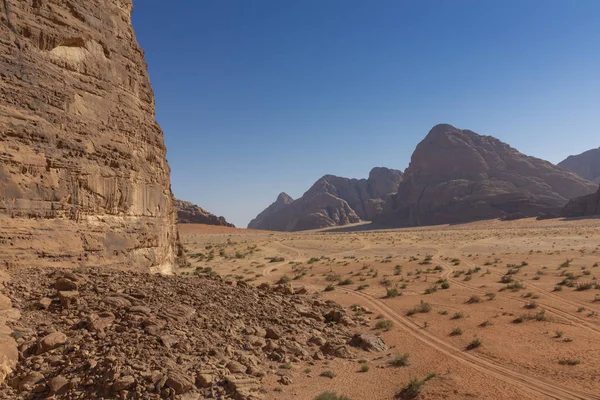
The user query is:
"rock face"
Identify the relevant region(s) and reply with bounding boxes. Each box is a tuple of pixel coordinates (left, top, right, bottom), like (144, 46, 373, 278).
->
(175, 199, 234, 227)
(247, 192, 294, 229)
(378, 124, 598, 227)
(561, 186, 600, 218)
(558, 148, 600, 183)
(248, 168, 403, 231)
(0, 0, 179, 273)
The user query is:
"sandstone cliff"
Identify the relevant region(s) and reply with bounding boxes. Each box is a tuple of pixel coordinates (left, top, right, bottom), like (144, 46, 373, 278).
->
(0, 0, 179, 273)
(561, 186, 600, 218)
(175, 199, 234, 227)
(378, 124, 598, 227)
(248, 168, 403, 231)
(558, 148, 600, 183)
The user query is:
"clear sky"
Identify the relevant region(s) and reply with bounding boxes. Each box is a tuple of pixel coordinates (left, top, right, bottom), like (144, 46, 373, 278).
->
(131, 1, 600, 228)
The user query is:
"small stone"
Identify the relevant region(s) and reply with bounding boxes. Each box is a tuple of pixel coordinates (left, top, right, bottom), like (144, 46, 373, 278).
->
(18, 372, 44, 391)
(165, 372, 192, 395)
(226, 360, 247, 374)
(196, 372, 214, 388)
(278, 375, 292, 385)
(113, 375, 135, 391)
(38, 297, 52, 310)
(265, 327, 281, 340)
(58, 291, 79, 309)
(48, 375, 70, 394)
(55, 278, 78, 291)
(37, 332, 67, 354)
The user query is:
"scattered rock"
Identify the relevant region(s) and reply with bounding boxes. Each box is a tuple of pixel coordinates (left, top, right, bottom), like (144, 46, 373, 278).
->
(37, 332, 67, 354)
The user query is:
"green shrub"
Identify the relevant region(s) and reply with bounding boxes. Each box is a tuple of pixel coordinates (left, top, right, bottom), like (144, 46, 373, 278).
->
(450, 327, 463, 336)
(314, 392, 350, 400)
(396, 374, 437, 400)
(375, 319, 393, 331)
(319, 370, 336, 379)
(406, 301, 432, 316)
(389, 353, 410, 367)
(466, 337, 482, 350)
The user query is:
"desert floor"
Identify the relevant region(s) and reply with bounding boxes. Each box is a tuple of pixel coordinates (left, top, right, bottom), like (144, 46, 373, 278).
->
(178, 218, 600, 400)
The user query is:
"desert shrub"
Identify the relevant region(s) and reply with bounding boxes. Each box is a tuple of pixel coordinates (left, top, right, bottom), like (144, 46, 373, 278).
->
(406, 301, 432, 316)
(278, 275, 291, 284)
(576, 282, 594, 291)
(466, 295, 481, 304)
(396, 374, 436, 400)
(357, 284, 369, 291)
(359, 364, 370, 373)
(266, 256, 285, 263)
(523, 301, 538, 309)
(319, 370, 336, 379)
(485, 292, 496, 300)
(394, 265, 403, 275)
(558, 358, 580, 366)
(314, 392, 350, 400)
(450, 327, 463, 336)
(375, 319, 393, 331)
(389, 353, 410, 367)
(479, 320, 492, 327)
(338, 278, 354, 286)
(324, 284, 335, 292)
(326, 273, 341, 282)
(385, 287, 401, 298)
(466, 337, 482, 350)
(440, 281, 450, 289)
(451, 312, 465, 320)
(423, 285, 437, 295)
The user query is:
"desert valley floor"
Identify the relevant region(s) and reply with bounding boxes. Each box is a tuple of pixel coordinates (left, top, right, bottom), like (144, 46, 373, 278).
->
(179, 218, 600, 400)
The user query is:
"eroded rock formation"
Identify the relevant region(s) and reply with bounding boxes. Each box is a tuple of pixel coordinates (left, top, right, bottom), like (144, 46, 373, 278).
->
(248, 168, 402, 231)
(0, 0, 179, 273)
(561, 186, 600, 218)
(559, 148, 600, 183)
(378, 124, 598, 227)
(175, 199, 234, 227)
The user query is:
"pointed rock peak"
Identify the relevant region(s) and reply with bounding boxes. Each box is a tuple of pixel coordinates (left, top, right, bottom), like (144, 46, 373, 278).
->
(369, 167, 403, 180)
(276, 192, 293, 204)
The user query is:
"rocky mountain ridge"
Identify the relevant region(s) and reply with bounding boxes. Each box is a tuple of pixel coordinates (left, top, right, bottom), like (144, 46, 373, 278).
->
(175, 199, 234, 227)
(248, 168, 403, 231)
(377, 124, 597, 227)
(559, 147, 600, 183)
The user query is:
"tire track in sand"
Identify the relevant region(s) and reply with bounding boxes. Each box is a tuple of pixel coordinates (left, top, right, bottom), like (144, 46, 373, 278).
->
(338, 287, 599, 400)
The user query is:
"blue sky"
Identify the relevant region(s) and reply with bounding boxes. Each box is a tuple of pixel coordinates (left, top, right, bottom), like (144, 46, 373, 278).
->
(132, 1, 600, 227)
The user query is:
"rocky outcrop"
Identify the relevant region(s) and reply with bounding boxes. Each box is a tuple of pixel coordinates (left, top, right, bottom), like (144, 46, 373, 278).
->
(248, 168, 402, 231)
(558, 148, 600, 183)
(561, 186, 600, 218)
(0, 1, 180, 273)
(247, 192, 293, 229)
(175, 199, 234, 227)
(378, 124, 598, 227)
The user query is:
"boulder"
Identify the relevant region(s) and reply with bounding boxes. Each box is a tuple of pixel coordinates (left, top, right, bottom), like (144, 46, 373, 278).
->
(348, 333, 388, 352)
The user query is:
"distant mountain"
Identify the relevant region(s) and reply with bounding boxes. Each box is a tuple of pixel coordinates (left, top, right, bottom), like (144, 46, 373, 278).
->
(562, 185, 600, 218)
(175, 199, 235, 227)
(247, 193, 294, 230)
(377, 124, 598, 227)
(248, 167, 403, 231)
(558, 148, 600, 183)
